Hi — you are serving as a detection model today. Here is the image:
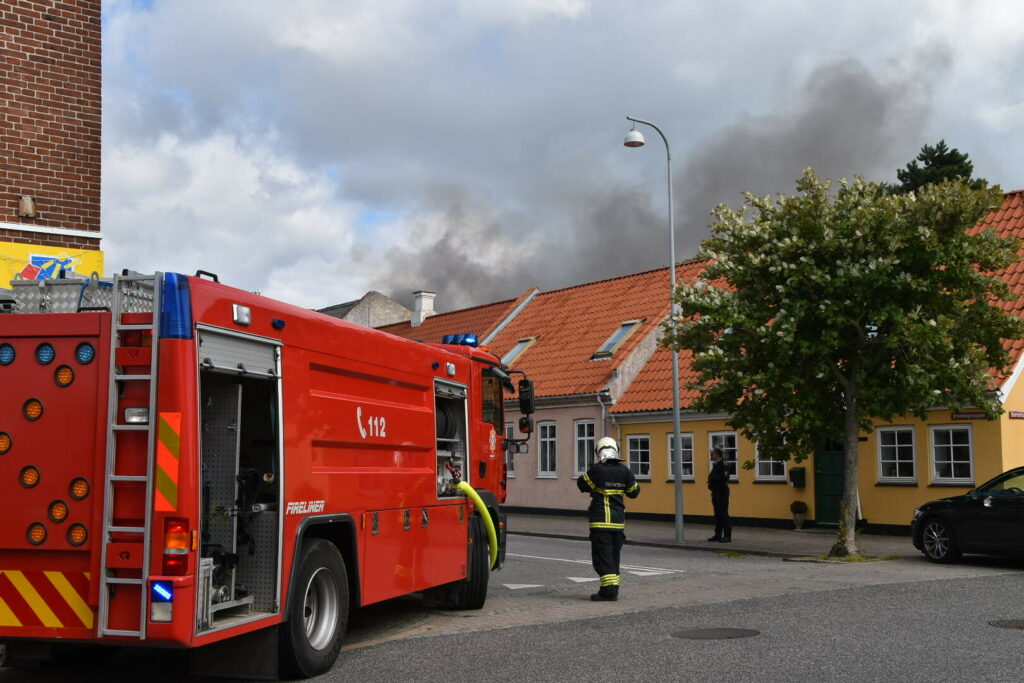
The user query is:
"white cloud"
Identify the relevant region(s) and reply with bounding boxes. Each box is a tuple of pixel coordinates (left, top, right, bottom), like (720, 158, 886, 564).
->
(99, 1, 1024, 312)
(103, 131, 370, 308)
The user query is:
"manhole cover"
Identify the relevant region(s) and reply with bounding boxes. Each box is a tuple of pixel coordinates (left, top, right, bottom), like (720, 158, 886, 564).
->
(672, 628, 760, 640)
(989, 620, 1024, 629)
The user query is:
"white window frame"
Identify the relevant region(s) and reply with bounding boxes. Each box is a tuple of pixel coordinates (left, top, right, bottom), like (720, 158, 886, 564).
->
(504, 422, 516, 477)
(666, 432, 695, 481)
(538, 421, 557, 477)
(877, 426, 916, 483)
(930, 424, 973, 485)
(627, 434, 652, 480)
(709, 431, 739, 481)
(575, 419, 595, 476)
(754, 445, 787, 482)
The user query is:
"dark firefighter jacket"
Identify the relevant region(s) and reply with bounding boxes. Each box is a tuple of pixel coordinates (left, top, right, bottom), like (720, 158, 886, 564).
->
(577, 460, 640, 530)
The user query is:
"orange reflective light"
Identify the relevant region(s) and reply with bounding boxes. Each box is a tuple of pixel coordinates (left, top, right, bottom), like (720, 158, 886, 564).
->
(49, 500, 69, 522)
(67, 523, 87, 546)
(54, 365, 74, 387)
(0, 432, 10, 454)
(164, 518, 189, 551)
(23, 399, 43, 421)
(27, 523, 47, 545)
(20, 466, 40, 488)
(70, 477, 89, 500)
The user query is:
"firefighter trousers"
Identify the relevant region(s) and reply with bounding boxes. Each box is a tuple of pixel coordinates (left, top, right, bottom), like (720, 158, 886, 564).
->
(590, 528, 624, 597)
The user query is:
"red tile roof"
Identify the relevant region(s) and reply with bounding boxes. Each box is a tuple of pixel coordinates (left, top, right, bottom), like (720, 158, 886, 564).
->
(614, 190, 1024, 414)
(377, 289, 537, 345)
(487, 260, 710, 399)
(972, 190, 1024, 386)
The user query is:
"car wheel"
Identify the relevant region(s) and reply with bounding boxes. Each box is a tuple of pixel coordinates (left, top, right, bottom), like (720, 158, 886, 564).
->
(921, 517, 961, 563)
(279, 539, 349, 678)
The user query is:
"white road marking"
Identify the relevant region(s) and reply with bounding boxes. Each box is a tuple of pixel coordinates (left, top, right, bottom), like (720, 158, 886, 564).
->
(567, 577, 600, 583)
(508, 553, 686, 574)
(503, 584, 544, 589)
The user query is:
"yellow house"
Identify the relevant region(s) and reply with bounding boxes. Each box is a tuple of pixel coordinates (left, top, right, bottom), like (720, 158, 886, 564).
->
(609, 190, 1024, 529)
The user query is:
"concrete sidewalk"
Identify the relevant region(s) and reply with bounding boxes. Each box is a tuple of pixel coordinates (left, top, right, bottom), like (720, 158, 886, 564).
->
(506, 511, 916, 558)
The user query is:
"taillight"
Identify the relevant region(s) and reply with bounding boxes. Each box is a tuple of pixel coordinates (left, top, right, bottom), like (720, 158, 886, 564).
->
(75, 342, 95, 364)
(67, 523, 88, 546)
(54, 365, 75, 387)
(20, 465, 40, 488)
(163, 518, 189, 576)
(27, 522, 47, 545)
(0, 343, 14, 365)
(48, 500, 69, 523)
(69, 477, 90, 500)
(23, 399, 43, 421)
(35, 343, 55, 365)
(0, 431, 10, 454)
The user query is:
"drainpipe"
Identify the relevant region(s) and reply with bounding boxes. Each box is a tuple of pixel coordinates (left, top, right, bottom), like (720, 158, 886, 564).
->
(597, 389, 611, 437)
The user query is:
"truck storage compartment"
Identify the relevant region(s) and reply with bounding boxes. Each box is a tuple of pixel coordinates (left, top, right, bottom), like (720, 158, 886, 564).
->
(196, 328, 281, 633)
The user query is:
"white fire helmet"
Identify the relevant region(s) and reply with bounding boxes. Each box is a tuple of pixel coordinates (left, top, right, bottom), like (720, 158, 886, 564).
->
(596, 436, 620, 462)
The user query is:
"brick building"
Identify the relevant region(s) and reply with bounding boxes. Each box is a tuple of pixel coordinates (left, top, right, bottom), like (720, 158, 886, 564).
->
(1, 0, 104, 285)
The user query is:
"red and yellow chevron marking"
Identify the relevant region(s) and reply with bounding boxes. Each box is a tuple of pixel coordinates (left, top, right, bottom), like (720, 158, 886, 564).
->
(155, 412, 181, 512)
(0, 570, 93, 629)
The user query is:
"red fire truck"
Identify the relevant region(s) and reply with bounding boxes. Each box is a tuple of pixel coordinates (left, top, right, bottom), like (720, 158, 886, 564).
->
(0, 271, 534, 678)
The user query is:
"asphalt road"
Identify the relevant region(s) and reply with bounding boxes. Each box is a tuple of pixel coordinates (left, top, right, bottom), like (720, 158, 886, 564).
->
(3, 534, 1022, 681)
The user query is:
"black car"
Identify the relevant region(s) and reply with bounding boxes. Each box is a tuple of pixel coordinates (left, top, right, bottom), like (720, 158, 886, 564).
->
(912, 466, 1024, 563)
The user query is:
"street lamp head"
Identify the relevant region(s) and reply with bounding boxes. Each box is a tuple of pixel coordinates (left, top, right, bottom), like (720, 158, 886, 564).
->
(623, 128, 645, 148)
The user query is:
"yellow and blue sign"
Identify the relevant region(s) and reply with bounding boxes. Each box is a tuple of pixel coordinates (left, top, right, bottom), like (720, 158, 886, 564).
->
(0, 241, 104, 285)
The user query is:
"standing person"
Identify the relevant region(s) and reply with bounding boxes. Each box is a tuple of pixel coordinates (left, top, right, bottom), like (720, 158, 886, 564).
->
(576, 437, 640, 601)
(707, 446, 731, 542)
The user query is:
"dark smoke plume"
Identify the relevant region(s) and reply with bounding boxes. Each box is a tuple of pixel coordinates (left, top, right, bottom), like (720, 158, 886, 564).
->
(380, 49, 952, 312)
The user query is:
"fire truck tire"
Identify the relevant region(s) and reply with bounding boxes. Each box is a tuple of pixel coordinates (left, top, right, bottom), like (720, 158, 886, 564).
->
(279, 539, 350, 678)
(450, 515, 489, 610)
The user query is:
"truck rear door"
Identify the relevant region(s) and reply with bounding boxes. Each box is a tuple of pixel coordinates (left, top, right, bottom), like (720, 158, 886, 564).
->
(0, 312, 110, 640)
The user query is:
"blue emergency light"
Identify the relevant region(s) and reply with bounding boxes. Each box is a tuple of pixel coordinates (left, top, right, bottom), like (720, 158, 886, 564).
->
(441, 334, 478, 347)
(160, 273, 194, 339)
(151, 581, 173, 602)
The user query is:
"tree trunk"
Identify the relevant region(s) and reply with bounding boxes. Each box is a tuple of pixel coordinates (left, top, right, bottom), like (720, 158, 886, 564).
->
(829, 390, 861, 557)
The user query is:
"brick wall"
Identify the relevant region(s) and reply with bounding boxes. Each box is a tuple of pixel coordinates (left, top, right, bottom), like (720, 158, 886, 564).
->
(0, 0, 101, 249)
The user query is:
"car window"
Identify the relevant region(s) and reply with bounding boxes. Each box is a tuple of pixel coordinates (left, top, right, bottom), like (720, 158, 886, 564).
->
(983, 473, 1024, 494)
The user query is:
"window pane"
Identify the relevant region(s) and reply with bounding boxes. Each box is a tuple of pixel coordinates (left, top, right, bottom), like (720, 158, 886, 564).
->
(539, 423, 556, 474)
(629, 436, 650, 478)
(668, 434, 694, 477)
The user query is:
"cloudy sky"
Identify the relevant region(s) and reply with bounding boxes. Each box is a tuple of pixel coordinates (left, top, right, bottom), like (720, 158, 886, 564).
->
(100, 1, 1024, 312)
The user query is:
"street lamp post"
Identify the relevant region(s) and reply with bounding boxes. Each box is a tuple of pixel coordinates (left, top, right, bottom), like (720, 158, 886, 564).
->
(624, 116, 685, 543)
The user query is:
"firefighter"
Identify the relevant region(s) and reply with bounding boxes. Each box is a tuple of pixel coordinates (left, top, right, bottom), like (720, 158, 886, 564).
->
(576, 436, 640, 601)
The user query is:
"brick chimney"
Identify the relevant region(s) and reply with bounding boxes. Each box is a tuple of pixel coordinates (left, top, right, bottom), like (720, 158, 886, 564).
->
(411, 291, 436, 327)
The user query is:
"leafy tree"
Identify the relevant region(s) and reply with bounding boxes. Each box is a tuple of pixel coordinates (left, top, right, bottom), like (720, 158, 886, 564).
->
(892, 140, 986, 193)
(665, 170, 1020, 556)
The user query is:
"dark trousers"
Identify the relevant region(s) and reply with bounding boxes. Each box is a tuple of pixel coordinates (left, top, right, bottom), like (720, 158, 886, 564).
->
(712, 489, 731, 538)
(590, 529, 624, 596)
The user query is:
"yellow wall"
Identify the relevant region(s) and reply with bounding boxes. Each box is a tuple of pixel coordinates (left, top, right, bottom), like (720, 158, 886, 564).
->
(999, 378, 1024, 471)
(616, 417, 806, 523)
(617, 408, 1008, 527)
(0, 241, 104, 283)
(859, 413, 1001, 526)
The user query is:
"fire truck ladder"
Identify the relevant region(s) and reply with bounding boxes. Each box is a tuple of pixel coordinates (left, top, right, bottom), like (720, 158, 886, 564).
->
(97, 272, 162, 639)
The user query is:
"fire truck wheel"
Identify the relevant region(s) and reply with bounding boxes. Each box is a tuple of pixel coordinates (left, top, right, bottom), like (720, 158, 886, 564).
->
(450, 515, 490, 610)
(280, 539, 349, 678)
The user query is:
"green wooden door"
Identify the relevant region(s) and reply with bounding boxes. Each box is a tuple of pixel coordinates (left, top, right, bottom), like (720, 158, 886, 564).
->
(814, 441, 844, 525)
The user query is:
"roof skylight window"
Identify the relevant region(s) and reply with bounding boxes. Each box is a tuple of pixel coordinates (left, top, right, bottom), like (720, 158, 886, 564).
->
(592, 320, 642, 360)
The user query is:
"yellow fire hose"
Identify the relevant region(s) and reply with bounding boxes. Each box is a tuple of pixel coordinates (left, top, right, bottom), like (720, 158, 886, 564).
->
(455, 481, 498, 570)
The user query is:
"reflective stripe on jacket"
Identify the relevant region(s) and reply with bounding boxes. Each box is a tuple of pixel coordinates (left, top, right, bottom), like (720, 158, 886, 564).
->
(577, 461, 640, 529)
